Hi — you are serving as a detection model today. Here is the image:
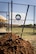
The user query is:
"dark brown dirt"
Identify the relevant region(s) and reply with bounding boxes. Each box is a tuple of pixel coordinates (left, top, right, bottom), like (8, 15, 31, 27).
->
(0, 33, 34, 54)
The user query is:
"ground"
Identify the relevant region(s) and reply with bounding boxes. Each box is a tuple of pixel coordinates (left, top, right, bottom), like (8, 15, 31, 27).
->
(0, 27, 36, 54)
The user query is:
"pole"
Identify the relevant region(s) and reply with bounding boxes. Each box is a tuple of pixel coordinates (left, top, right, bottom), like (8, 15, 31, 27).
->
(21, 5, 29, 37)
(8, 2, 9, 32)
(33, 6, 35, 34)
(11, 0, 13, 34)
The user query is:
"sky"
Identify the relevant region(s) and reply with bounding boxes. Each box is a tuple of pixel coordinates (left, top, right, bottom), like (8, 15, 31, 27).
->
(0, 0, 36, 25)
(0, 0, 36, 5)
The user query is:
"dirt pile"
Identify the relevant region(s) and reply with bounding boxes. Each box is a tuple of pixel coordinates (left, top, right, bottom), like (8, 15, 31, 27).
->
(0, 33, 34, 54)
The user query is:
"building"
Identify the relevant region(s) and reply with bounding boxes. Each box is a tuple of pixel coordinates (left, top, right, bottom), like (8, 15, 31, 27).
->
(0, 15, 8, 33)
(0, 15, 7, 27)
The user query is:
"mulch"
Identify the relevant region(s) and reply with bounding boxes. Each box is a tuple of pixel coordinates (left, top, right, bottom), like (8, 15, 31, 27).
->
(0, 33, 34, 54)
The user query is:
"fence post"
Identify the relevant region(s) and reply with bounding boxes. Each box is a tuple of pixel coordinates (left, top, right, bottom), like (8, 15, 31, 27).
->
(33, 6, 35, 34)
(11, 0, 13, 34)
(7, 2, 9, 32)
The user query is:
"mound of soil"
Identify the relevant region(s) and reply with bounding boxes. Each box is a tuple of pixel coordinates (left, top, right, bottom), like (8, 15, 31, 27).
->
(0, 33, 34, 54)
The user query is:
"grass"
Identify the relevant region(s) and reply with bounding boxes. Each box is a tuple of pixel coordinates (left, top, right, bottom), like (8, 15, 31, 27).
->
(12, 27, 36, 36)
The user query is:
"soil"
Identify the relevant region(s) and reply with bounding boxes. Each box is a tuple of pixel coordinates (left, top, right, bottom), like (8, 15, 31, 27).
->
(0, 33, 34, 54)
